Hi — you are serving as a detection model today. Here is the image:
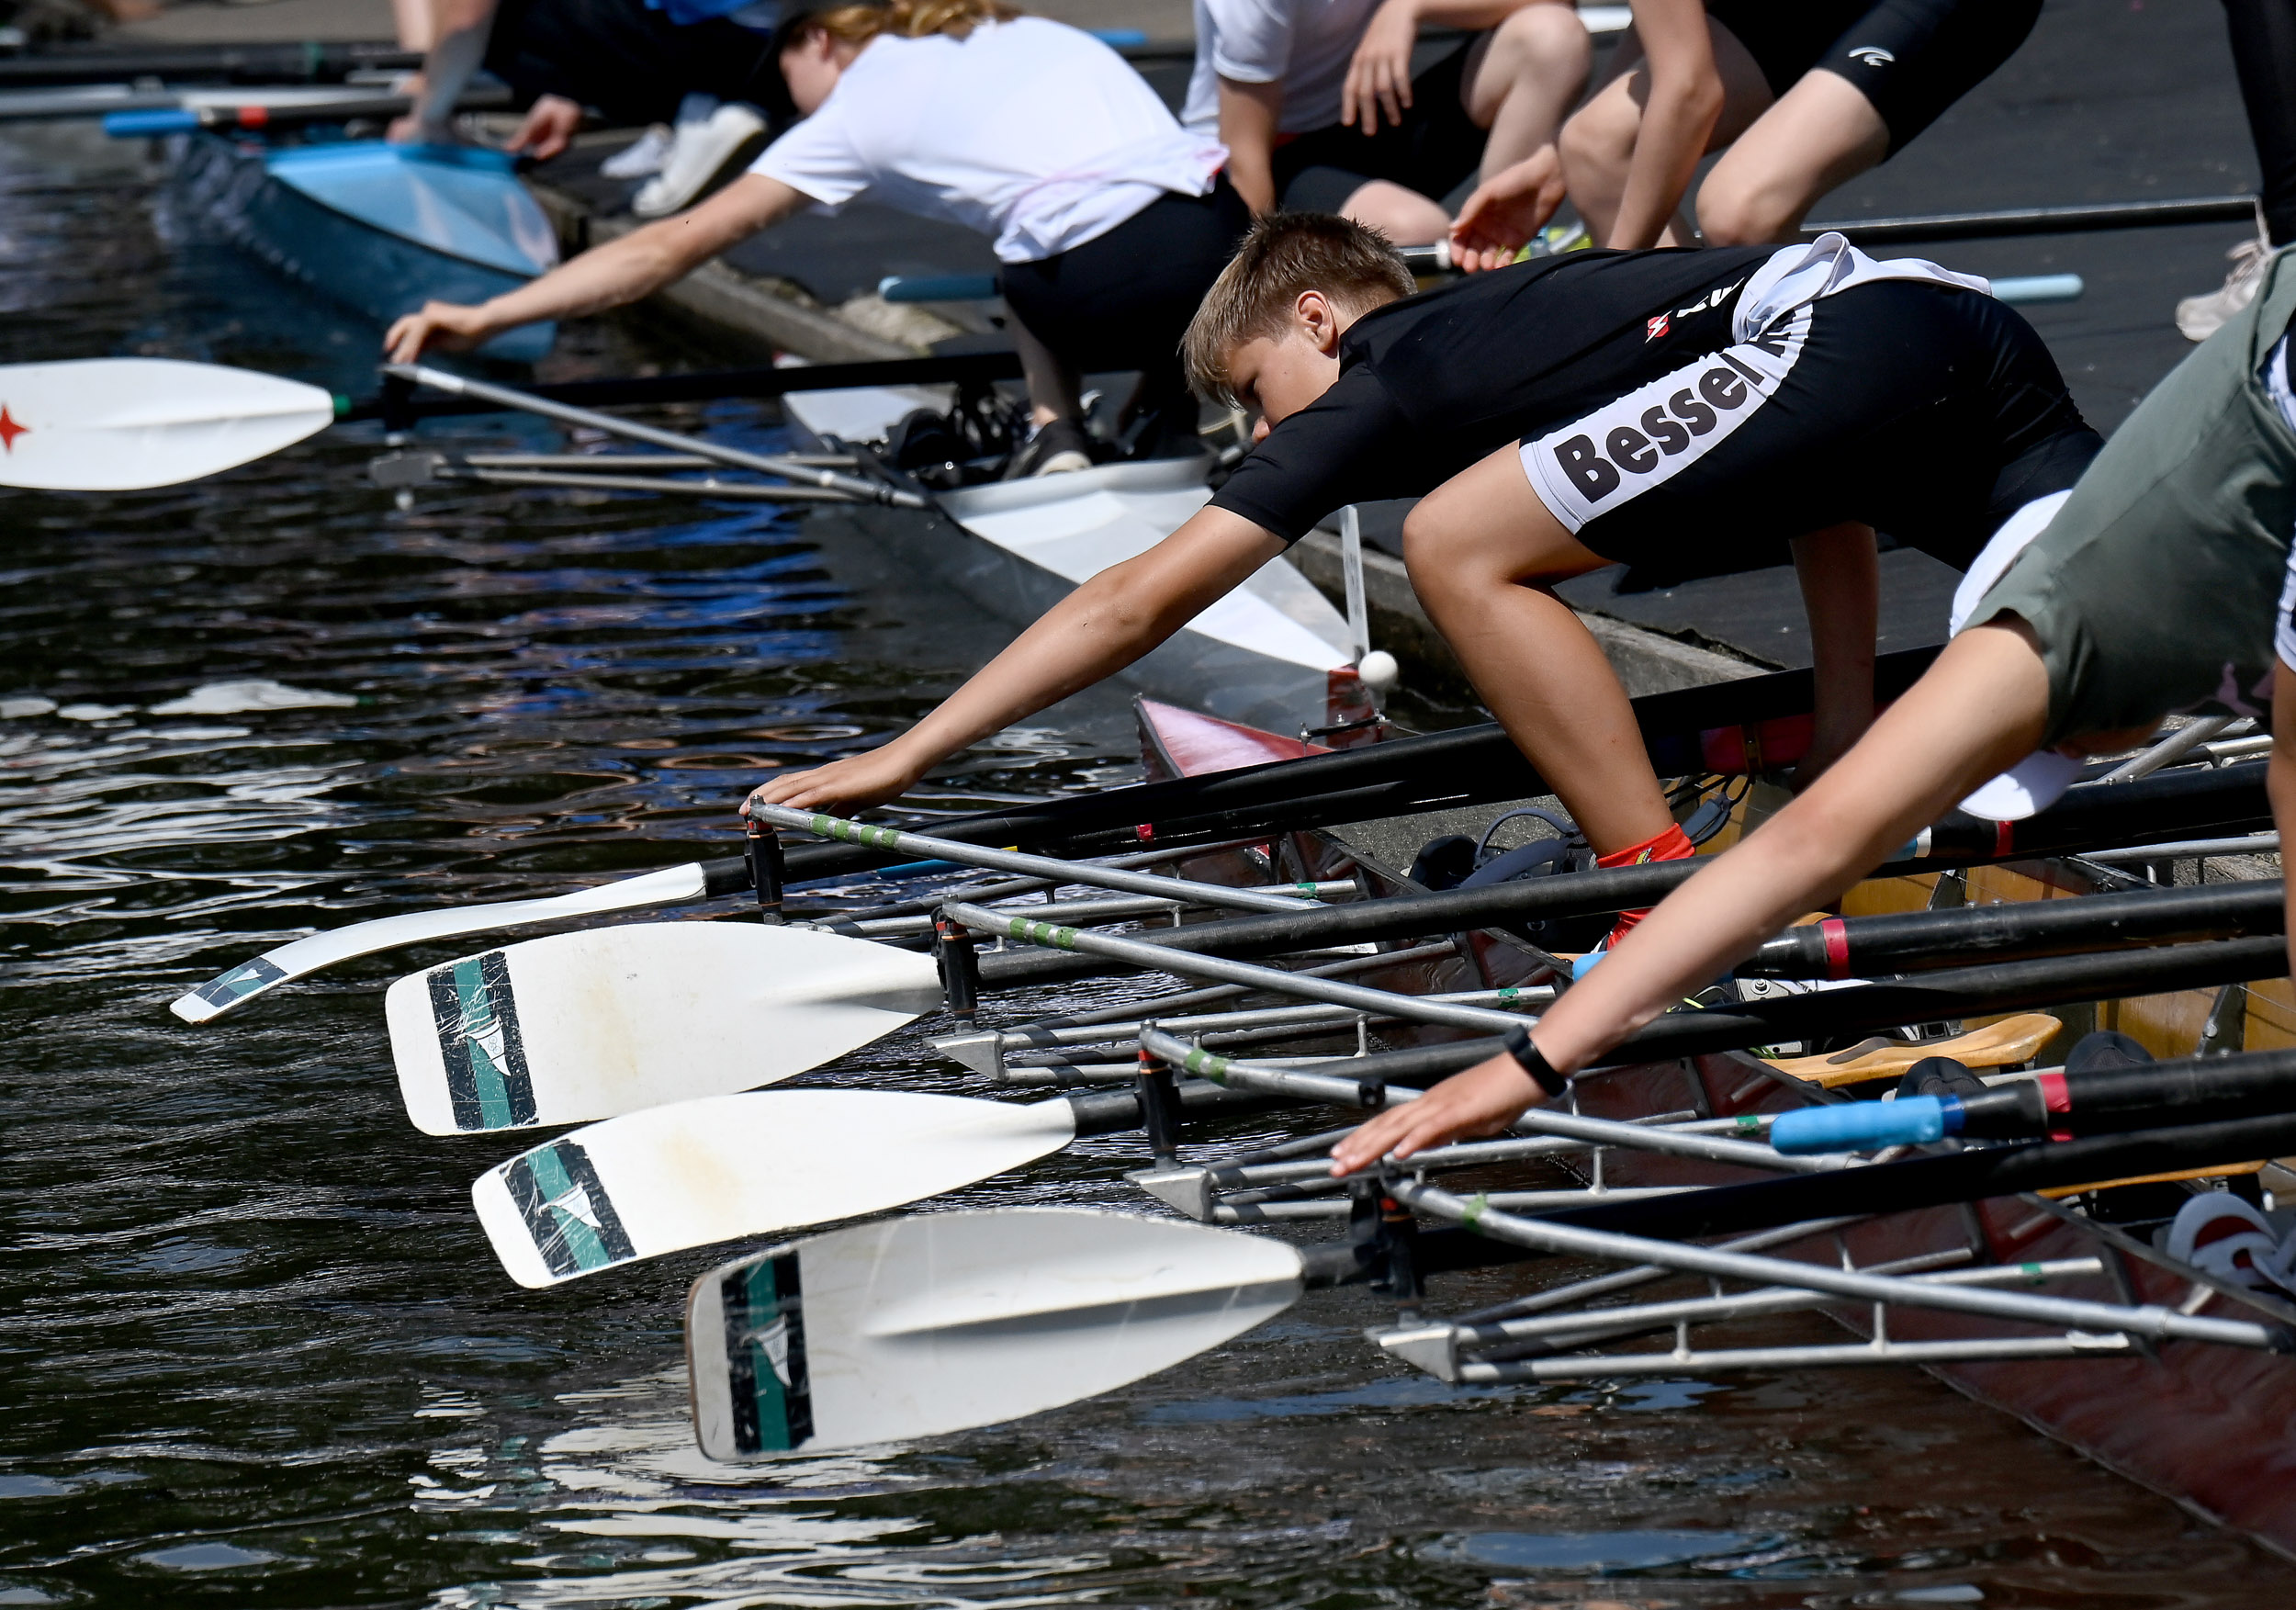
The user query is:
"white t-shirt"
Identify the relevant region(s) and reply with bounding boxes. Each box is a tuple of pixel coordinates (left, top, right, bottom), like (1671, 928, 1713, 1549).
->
(1182, 0, 1386, 137)
(750, 17, 1227, 264)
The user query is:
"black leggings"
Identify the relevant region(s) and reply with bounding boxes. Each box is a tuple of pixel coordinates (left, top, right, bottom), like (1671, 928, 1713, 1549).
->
(487, 0, 782, 128)
(998, 176, 1252, 416)
(2224, 0, 2296, 246)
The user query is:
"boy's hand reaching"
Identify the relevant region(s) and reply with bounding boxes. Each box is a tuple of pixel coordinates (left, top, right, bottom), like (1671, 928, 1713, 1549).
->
(1328, 1051, 1547, 1175)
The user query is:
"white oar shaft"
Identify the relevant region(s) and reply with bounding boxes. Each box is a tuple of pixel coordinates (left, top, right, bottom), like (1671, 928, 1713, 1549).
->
(945, 900, 1518, 1030)
(2099, 716, 2236, 783)
(757, 805, 1323, 915)
(387, 364, 925, 508)
(1393, 1179, 2284, 1349)
(171, 861, 716, 1023)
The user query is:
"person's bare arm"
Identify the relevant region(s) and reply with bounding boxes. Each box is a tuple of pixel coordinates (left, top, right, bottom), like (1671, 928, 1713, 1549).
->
(748, 510, 1289, 815)
(1341, 0, 1547, 134)
(1789, 522, 1879, 788)
(1607, 0, 1721, 247)
(384, 174, 808, 358)
(388, 0, 497, 144)
(2273, 660, 2296, 985)
(1330, 620, 2054, 1170)
(1220, 78, 1286, 215)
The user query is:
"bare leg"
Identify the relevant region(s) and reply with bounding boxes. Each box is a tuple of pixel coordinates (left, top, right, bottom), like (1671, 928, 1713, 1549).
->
(1401, 443, 1676, 854)
(1695, 68, 1890, 244)
(1789, 520, 1879, 786)
(1461, 0, 1594, 175)
(1341, 178, 1454, 244)
(1008, 311, 1082, 429)
(1557, 19, 1773, 247)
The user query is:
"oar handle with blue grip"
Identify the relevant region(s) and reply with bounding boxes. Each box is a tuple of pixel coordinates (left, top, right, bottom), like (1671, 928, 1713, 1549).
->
(105, 108, 202, 137)
(1772, 1094, 1963, 1154)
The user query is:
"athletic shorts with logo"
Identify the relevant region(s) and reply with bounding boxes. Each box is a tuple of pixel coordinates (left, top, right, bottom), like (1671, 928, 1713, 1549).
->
(1518, 279, 2100, 588)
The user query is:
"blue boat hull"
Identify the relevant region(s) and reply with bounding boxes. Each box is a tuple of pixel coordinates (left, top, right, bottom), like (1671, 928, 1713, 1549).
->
(171, 133, 556, 363)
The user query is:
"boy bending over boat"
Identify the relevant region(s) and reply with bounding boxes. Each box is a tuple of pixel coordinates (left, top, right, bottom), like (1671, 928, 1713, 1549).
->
(753, 212, 2100, 946)
(387, 0, 1240, 475)
(1333, 246, 2296, 1175)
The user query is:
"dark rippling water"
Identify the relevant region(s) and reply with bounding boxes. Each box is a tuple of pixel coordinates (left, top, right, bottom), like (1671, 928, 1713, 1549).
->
(4, 124, 2294, 1609)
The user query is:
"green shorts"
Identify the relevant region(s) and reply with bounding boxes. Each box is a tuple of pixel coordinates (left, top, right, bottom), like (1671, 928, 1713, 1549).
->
(1961, 251, 2296, 744)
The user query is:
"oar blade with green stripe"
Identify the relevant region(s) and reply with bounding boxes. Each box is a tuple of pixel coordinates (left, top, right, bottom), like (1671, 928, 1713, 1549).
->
(473, 1091, 1080, 1288)
(387, 922, 941, 1134)
(687, 1208, 1304, 1458)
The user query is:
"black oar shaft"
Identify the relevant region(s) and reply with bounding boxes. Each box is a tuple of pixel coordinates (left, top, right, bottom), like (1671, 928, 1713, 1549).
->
(1042, 935, 2292, 1098)
(1954, 1045, 2296, 1141)
(1558, 1109, 2296, 1244)
(1742, 880, 2285, 979)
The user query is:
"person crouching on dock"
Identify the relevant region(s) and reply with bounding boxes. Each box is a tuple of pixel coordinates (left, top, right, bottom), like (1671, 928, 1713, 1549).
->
(749, 212, 2102, 951)
(387, 0, 1244, 476)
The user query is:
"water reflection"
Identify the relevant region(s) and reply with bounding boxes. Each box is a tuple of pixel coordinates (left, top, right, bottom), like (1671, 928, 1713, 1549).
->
(2, 120, 2293, 1610)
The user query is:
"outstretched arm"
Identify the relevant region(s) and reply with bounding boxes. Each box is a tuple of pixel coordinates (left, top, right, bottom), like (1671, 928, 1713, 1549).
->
(748, 509, 1289, 815)
(384, 174, 808, 359)
(1329, 620, 2054, 1171)
(1605, 0, 1721, 248)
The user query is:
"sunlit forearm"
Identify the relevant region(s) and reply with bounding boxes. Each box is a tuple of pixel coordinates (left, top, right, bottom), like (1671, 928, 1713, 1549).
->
(881, 515, 1287, 772)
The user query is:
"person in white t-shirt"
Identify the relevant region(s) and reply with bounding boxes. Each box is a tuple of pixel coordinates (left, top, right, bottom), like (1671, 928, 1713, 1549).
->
(1181, 0, 1591, 247)
(384, 0, 1242, 476)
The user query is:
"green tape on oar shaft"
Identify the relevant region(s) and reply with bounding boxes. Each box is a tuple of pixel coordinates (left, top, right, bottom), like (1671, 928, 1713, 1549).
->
(810, 813, 906, 851)
(1004, 918, 1079, 950)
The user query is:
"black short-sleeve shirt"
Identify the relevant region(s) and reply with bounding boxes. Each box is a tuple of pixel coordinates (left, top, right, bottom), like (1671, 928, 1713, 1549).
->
(1209, 246, 1781, 544)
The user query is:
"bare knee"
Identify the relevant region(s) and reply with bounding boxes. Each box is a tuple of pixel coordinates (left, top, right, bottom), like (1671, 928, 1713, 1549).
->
(1694, 174, 1791, 246)
(1493, 1, 1594, 74)
(1341, 180, 1450, 246)
(1401, 503, 1474, 603)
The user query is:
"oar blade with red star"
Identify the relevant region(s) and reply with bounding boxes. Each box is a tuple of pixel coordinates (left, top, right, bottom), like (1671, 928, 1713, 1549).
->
(0, 358, 340, 490)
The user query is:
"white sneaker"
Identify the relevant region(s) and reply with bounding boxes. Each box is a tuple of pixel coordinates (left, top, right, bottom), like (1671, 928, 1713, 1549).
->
(2177, 230, 2277, 343)
(632, 102, 771, 219)
(601, 125, 675, 180)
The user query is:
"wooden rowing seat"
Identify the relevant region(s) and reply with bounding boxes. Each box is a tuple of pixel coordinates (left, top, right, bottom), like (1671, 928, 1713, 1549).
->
(1762, 1012, 2063, 1088)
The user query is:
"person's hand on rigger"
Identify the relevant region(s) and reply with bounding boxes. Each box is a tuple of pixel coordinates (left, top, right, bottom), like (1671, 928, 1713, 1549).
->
(384, 302, 496, 363)
(511, 96, 585, 161)
(1447, 151, 1566, 273)
(744, 744, 927, 819)
(1341, 0, 1420, 134)
(1329, 1051, 1546, 1174)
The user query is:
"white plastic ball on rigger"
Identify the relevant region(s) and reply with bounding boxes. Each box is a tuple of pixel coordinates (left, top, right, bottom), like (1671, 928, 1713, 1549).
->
(1356, 650, 1400, 696)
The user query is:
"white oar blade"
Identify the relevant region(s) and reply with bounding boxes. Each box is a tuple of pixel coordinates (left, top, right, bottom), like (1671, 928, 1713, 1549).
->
(472, 1091, 1078, 1288)
(388, 921, 941, 1134)
(687, 1207, 1304, 1458)
(171, 862, 713, 1024)
(0, 358, 336, 490)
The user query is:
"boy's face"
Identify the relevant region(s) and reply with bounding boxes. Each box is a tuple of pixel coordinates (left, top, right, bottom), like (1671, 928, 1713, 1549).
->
(1224, 290, 1350, 442)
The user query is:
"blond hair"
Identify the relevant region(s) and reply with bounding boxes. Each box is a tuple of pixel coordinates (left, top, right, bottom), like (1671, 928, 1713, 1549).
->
(1182, 212, 1416, 406)
(805, 0, 1022, 46)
